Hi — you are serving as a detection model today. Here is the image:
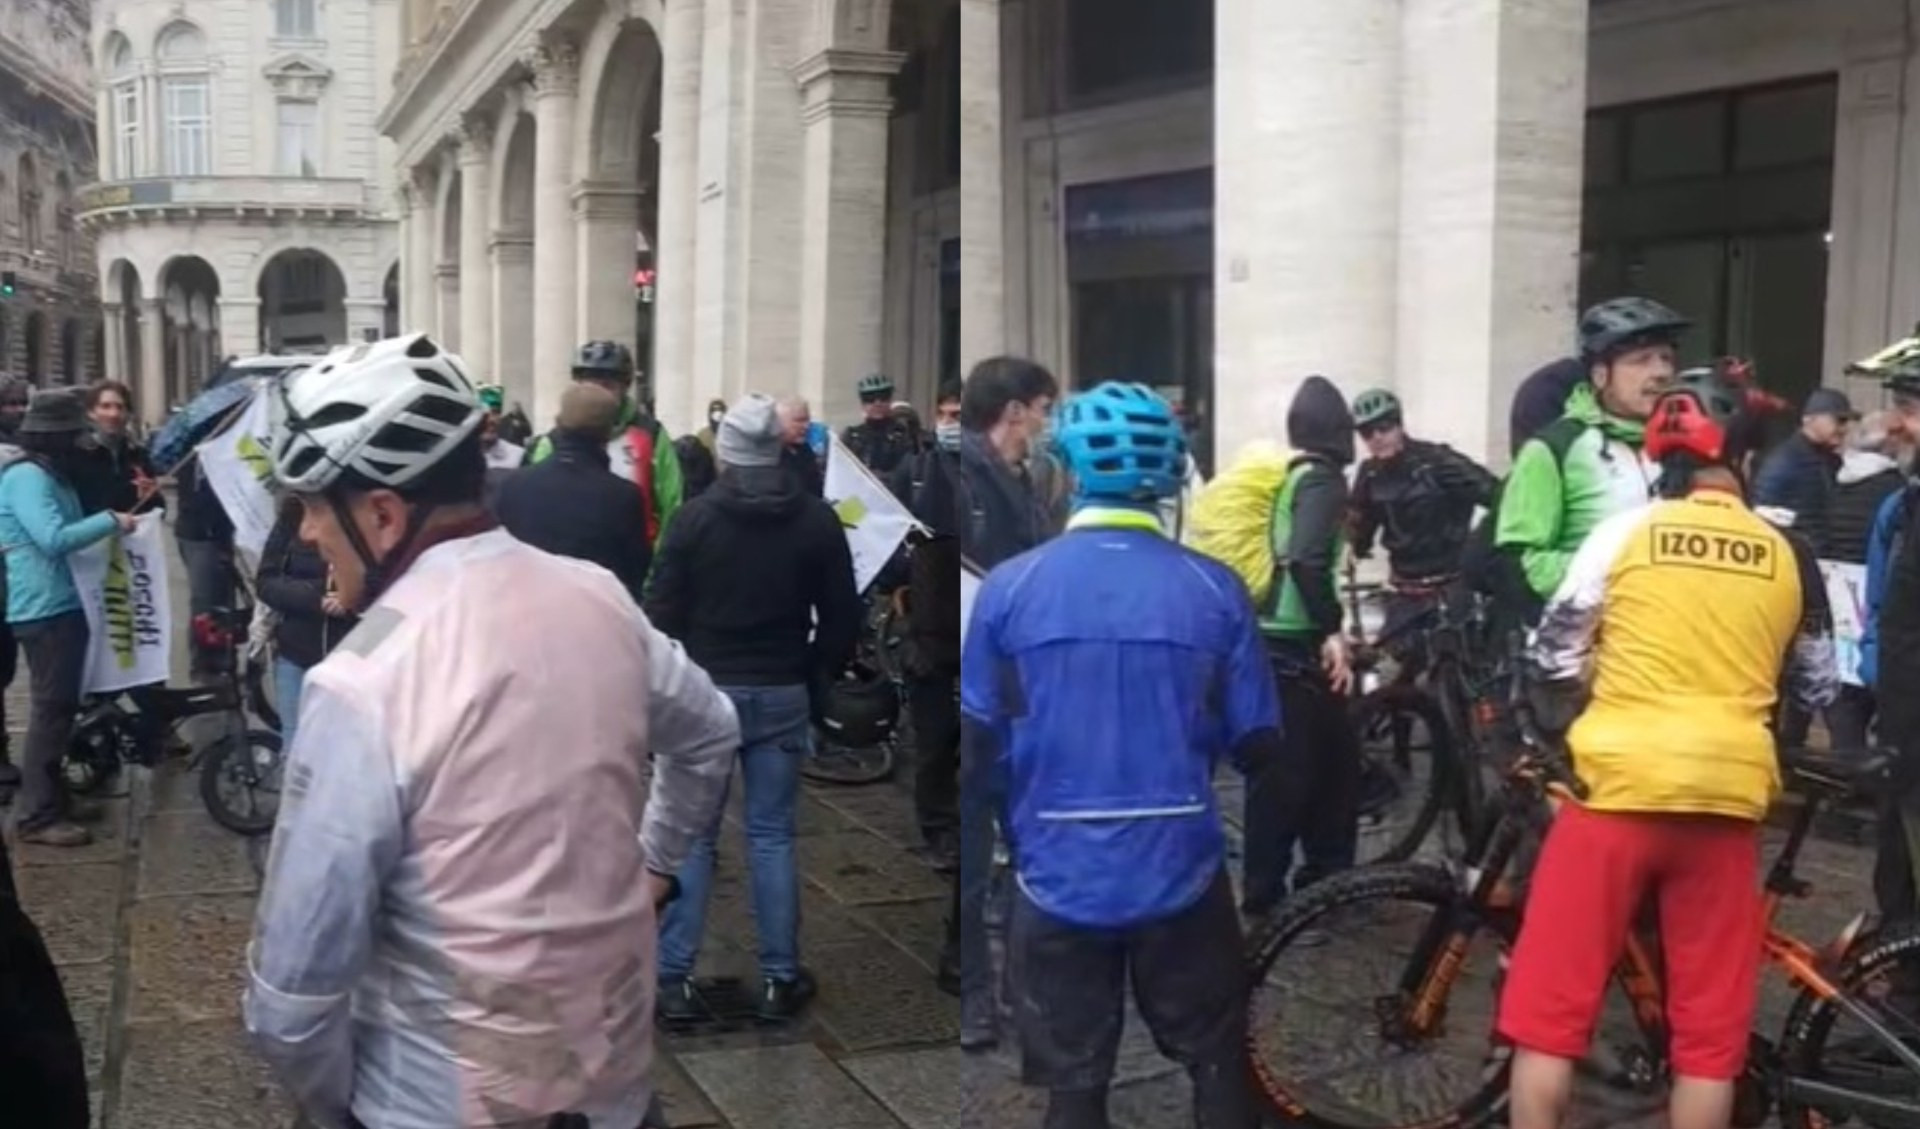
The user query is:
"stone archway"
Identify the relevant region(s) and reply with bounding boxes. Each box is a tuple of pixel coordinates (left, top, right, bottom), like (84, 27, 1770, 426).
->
(258, 248, 348, 352)
(491, 109, 537, 405)
(158, 255, 220, 405)
(438, 168, 463, 349)
(59, 319, 79, 384)
(579, 21, 663, 383)
(383, 261, 401, 337)
(106, 258, 145, 396)
(23, 311, 46, 383)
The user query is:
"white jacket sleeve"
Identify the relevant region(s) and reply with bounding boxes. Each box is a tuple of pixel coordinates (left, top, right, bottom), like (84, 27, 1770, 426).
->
(635, 609, 739, 877)
(243, 676, 404, 1128)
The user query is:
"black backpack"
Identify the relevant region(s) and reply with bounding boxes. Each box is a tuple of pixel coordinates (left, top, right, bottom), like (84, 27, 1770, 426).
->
(1462, 417, 1589, 630)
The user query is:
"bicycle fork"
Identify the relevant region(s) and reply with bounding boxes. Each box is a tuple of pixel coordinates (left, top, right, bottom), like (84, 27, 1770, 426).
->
(1393, 809, 1526, 1040)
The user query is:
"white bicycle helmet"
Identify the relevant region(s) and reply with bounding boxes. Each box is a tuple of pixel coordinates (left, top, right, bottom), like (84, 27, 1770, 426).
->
(269, 333, 483, 494)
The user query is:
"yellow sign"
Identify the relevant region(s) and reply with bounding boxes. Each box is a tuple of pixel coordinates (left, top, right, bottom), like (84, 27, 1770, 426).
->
(1649, 523, 1777, 580)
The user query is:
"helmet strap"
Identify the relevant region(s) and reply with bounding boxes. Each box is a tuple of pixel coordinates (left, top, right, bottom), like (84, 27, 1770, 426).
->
(323, 487, 440, 613)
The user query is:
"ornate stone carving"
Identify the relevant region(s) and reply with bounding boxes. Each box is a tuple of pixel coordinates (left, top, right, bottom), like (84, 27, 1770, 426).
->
(525, 33, 580, 97)
(452, 110, 495, 164)
(262, 53, 334, 99)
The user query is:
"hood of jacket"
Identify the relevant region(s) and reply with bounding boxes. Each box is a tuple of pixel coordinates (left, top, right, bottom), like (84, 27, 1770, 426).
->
(1287, 375, 1356, 465)
(550, 428, 613, 466)
(1563, 382, 1646, 446)
(1840, 449, 1902, 485)
(709, 465, 810, 521)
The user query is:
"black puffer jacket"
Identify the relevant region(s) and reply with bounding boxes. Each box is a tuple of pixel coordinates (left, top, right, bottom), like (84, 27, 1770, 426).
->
(495, 430, 654, 604)
(1755, 432, 1842, 556)
(70, 435, 158, 516)
(256, 503, 357, 669)
(643, 466, 861, 686)
(1828, 451, 1905, 566)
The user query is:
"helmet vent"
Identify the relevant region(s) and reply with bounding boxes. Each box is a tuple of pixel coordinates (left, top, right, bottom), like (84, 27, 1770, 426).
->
(405, 336, 440, 359)
(305, 402, 368, 429)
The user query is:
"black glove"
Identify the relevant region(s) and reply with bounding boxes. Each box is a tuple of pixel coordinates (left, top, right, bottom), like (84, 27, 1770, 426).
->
(1526, 677, 1588, 738)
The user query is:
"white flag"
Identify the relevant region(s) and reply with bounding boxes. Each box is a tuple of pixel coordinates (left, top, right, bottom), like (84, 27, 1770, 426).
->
(197, 389, 278, 560)
(71, 512, 175, 694)
(1820, 559, 1868, 688)
(824, 435, 923, 593)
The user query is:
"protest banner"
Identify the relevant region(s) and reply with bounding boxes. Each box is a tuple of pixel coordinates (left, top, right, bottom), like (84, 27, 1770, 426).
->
(71, 512, 173, 694)
(824, 435, 924, 592)
(197, 390, 278, 560)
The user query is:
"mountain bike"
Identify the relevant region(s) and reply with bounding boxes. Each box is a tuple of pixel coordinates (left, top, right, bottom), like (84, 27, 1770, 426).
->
(1245, 702, 1920, 1129)
(1346, 587, 1514, 863)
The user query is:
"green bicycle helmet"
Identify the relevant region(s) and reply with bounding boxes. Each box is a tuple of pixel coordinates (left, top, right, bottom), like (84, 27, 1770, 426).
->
(476, 384, 505, 412)
(857, 372, 895, 400)
(1351, 388, 1402, 428)
(1848, 324, 1920, 396)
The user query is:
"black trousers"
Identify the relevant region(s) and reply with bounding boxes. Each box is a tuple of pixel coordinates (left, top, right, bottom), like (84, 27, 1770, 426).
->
(907, 673, 959, 840)
(1241, 644, 1359, 913)
(1009, 870, 1249, 1093)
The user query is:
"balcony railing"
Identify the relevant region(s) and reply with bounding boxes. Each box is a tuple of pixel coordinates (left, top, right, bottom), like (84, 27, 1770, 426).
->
(78, 177, 376, 220)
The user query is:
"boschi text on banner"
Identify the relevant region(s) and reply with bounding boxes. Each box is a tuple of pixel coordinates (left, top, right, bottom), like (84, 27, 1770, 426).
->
(71, 512, 174, 694)
(197, 391, 278, 560)
(825, 435, 924, 592)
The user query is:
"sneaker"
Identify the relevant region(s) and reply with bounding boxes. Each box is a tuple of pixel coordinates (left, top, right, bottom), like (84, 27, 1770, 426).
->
(756, 968, 817, 1023)
(18, 821, 92, 847)
(655, 977, 702, 1025)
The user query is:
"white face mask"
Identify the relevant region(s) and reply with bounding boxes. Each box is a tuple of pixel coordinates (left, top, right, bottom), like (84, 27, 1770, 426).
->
(935, 421, 961, 451)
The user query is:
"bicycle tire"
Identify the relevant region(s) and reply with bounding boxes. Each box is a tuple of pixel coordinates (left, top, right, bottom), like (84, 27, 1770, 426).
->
(198, 728, 285, 835)
(800, 730, 898, 786)
(1777, 920, 1920, 1129)
(1247, 862, 1516, 1129)
(1350, 688, 1456, 863)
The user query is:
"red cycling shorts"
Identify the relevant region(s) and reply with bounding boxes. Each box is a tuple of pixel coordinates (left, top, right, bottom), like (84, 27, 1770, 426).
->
(1496, 803, 1763, 1080)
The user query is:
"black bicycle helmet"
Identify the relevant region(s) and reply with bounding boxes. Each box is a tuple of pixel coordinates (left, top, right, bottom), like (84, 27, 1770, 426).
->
(818, 662, 899, 749)
(572, 340, 635, 382)
(1578, 297, 1691, 362)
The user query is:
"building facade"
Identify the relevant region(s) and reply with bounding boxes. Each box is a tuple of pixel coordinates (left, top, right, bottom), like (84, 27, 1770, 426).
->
(0, 0, 102, 386)
(382, 0, 959, 434)
(969, 0, 1920, 468)
(80, 0, 403, 423)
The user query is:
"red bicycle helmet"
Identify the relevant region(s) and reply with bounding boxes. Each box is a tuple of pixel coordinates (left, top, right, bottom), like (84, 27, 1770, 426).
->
(1645, 362, 1780, 465)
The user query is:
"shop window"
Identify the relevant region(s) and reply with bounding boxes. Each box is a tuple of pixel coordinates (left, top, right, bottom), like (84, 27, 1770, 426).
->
(1065, 0, 1211, 101)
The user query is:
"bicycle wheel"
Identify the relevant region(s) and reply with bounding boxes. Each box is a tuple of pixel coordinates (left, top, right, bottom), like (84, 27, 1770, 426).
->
(245, 653, 282, 733)
(1247, 862, 1516, 1129)
(1350, 689, 1456, 864)
(801, 730, 898, 785)
(1778, 921, 1920, 1129)
(198, 728, 286, 835)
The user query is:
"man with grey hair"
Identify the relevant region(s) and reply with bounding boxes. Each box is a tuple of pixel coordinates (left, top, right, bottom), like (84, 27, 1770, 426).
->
(644, 393, 862, 1022)
(775, 394, 826, 496)
(1819, 409, 1908, 749)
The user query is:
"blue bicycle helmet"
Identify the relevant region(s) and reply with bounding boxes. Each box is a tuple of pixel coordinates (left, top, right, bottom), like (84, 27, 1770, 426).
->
(1054, 382, 1187, 503)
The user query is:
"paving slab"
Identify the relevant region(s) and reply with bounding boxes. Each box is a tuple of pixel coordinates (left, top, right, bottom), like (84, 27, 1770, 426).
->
(856, 896, 947, 972)
(800, 830, 947, 906)
(126, 893, 256, 1024)
(808, 936, 957, 1053)
(814, 787, 925, 850)
(16, 861, 123, 965)
(678, 1042, 903, 1129)
(114, 1019, 295, 1129)
(844, 1045, 965, 1129)
(57, 961, 115, 1083)
(138, 808, 262, 897)
(648, 1050, 724, 1128)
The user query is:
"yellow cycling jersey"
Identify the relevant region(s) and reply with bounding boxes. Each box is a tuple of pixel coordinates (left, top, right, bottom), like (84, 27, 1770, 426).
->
(1530, 489, 1837, 821)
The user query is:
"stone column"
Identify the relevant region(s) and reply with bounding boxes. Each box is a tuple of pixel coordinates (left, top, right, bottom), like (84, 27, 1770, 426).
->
(406, 172, 440, 336)
(654, 0, 704, 431)
(455, 112, 496, 380)
(218, 299, 262, 368)
(137, 299, 166, 424)
(102, 303, 124, 384)
(958, 0, 1004, 371)
(1395, 0, 1587, 462)
(435, 263, 461, 350)
(528, 34, 581, 427)
(1214, 0, 1400, 462)
(395, 187, 415, 326)
(574, 182, 645, 354)
(1828, 20, 1910, 395)
(491, 235, 536, 411)
(793, 49, 905, 427)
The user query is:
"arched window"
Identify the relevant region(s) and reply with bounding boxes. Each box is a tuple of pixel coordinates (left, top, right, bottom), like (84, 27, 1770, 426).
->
(53, 172, 74, 266)
(16, 154, 40, 252)
(106, 35, 141, 178)
(157, 23, 212, 176)
(275, 0, 318, 39)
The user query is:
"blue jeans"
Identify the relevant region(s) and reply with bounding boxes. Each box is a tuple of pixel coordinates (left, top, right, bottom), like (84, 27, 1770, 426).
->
(658, 683, 810, 984)
(275, 657, 307, 749)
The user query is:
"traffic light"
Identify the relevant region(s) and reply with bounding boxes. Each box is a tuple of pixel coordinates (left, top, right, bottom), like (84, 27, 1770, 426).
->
(0, 271, 14, 297)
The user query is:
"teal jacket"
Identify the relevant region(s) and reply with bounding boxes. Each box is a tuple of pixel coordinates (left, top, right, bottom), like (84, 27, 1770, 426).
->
(0, 456, 120, 624)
